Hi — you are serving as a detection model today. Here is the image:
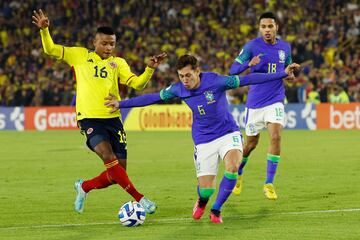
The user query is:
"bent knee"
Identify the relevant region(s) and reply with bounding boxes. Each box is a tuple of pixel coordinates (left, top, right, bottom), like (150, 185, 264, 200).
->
(226, 165, 239, 173)
(225, 159, 241, 173)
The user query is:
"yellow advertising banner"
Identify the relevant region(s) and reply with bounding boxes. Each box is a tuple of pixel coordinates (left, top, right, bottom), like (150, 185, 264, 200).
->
(123, 105, 193, 131)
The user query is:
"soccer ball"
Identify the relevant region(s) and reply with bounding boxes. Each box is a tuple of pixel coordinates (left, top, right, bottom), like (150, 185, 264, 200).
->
(118, 201, 146, 227)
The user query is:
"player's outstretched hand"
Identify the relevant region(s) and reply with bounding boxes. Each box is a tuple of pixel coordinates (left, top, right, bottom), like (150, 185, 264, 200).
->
(104, 93, 120, 113)
(147, 52, 168, 69)
(285, 63, 300, 75)
(284, 63, 300, 83)
(248, 55, 261, 67)
(32, 9, 50, 29)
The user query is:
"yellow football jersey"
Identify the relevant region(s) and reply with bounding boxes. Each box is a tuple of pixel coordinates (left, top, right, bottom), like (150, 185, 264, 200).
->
(40, 28, 155, 120)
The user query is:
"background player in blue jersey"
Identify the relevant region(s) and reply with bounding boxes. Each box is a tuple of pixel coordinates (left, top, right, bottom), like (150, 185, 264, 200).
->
(229, 12, 294, 200)
(105, 54, 299, 223)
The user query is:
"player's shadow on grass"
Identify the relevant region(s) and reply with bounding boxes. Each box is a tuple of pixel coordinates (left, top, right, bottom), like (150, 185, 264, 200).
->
(225, 207, 271, 229)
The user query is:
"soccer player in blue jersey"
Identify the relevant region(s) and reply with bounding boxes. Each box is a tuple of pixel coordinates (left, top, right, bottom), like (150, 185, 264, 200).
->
(105, 54, 299, 223)
(229, 12, 294, 200)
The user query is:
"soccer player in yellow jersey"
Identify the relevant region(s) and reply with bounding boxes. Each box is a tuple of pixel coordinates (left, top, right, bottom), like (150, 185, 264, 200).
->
(32, 9, 167, 214)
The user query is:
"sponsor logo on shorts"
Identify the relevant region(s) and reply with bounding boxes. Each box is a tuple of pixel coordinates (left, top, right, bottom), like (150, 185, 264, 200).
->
(87, 128, 93, 135)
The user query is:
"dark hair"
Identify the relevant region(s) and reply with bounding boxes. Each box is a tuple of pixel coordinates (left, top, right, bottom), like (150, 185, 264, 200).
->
(96, 26, 115, 35)
(176, 54, 199, 70)
(259, 12, 278, 24)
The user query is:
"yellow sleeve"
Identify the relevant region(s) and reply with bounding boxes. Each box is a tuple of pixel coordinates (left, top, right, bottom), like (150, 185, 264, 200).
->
(62, 46, 88, 66)
(40, 27, 88, 66)
(40, 27, 63, 59)
(117, 58, 155, 90)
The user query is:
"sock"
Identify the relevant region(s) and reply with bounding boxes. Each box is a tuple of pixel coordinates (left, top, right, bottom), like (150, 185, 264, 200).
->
(197, 186, 215, 207)
(82, 171, 113, 193)
(211, 209, 221, 217)
(105, 157, 144, 202)
(266, 153, 280, 184)
(211, 171, 237, 211)
(237, 156, 249, 175)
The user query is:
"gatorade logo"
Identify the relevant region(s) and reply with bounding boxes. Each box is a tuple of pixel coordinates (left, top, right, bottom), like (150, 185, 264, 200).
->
(25, 107, 77, 130)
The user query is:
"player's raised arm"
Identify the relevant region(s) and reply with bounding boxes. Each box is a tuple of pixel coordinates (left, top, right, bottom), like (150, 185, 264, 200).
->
(105, 93, 162, 113)
(147, 52, 168, 69)
(229, 43, 257, 75)
(120, 52, 168, 90)
(239, 63, 300, 86)
(32, 9, 63, 59)
(224, 63, 300, 89)
(229, 55, 261, 75)
(105, 83, 177, 113)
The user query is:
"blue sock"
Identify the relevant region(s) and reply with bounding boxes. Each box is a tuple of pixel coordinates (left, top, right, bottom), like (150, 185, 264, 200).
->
(238, 156, 249, 175)
(266, 154, 280, 184)
(211, 171, 237, 211)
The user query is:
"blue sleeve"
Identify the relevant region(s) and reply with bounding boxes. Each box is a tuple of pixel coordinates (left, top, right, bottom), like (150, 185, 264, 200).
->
(229, 61, 249, 75)
(119, 83, 179, 108)
(217, 71, 287, 90)
(119, 93, 163, 108)
(238, 71, 288, 87)
(229, 42, 252, 75)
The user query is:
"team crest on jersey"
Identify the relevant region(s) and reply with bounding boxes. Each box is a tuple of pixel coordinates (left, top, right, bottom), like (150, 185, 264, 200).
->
(204, 91, 215, 104)
(278, 50, 285, 63)
(108, 61, 118, 69)
(87, 128, 93, 135)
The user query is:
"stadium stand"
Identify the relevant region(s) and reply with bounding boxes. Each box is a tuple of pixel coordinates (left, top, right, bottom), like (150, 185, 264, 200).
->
(0, 0, 359, 106)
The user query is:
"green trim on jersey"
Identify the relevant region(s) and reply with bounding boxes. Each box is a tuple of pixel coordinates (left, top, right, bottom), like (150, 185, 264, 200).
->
(285, 55, 293, 65)
(225, 75, 240, 89)
(235, 50, 251, 64)
(160, 88, 176, 101)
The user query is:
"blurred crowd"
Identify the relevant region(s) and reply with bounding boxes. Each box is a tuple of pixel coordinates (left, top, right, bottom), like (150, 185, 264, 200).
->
(0, 0, 359, 106)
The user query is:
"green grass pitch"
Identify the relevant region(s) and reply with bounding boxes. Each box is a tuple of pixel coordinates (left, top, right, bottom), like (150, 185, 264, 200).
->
(0, 130, 359, 240)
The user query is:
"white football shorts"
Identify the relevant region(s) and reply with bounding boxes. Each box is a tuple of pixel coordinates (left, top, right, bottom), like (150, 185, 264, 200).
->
(245, 102, 285, 136)
(193, 131, 243, 177)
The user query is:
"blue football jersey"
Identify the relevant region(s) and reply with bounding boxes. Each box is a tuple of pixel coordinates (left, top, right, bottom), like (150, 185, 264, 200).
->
(234, 37, 292, 108)
(160, 72, 240, 145)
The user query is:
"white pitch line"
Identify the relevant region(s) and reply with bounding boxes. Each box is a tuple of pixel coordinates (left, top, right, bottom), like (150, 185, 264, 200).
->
(1, 208, 359, 230)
